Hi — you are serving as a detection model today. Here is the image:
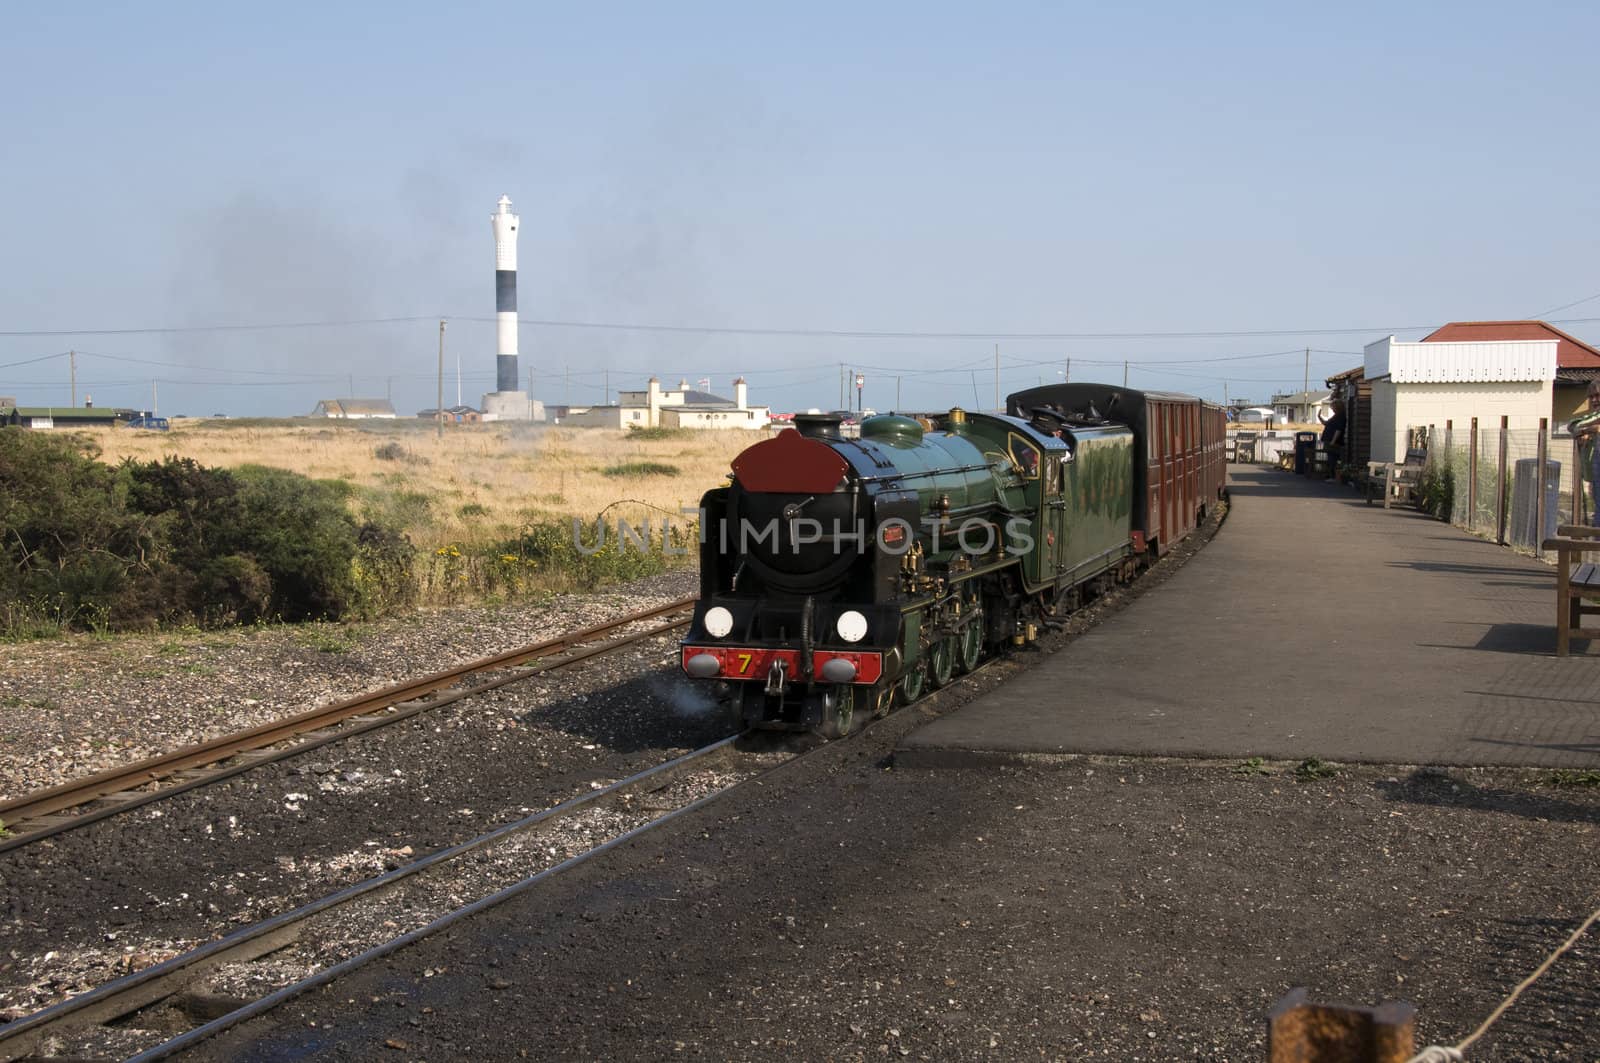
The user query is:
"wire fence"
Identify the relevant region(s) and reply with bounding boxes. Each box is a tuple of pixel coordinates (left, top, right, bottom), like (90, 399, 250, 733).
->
(1419, 421, 1589, 555)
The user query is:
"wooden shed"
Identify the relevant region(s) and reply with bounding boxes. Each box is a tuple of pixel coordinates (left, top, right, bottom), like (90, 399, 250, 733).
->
(1325, 365, 1372, 472)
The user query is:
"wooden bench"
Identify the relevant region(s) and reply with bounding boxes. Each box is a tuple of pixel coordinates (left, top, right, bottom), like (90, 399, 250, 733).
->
(1365, 447, 1428, 508)
(1542, 524, 1600, 655)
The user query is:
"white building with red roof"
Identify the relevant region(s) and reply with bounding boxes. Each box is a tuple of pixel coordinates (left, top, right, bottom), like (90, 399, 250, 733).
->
(1363, 320, 1600, 463)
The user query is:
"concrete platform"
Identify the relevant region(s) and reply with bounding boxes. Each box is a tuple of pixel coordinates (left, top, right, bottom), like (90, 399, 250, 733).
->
(899, 466, 1600, 769)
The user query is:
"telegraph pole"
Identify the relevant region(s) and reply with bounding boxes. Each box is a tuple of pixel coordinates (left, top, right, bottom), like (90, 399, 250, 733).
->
(896, 375, 902, 411)
(1123, 360, 1129, 387)
(1064, 357, 1070, 384)
(1304, 347, 1310, 410)
(437, 319, 446, 439)
(69, 350, 76, 407)
(839, 364, 846, 409)
(151, 380, 158, 418)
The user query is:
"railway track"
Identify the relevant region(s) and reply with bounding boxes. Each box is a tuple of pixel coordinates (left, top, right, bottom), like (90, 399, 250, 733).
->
(0, 732, 802, 1062)
(0, 616, 1030, 1059)
(0, 596, 697, 855)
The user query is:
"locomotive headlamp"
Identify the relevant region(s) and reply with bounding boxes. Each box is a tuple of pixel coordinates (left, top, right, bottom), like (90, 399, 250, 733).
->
(704, 606, 734, 638)
(836, 610, 869, 643)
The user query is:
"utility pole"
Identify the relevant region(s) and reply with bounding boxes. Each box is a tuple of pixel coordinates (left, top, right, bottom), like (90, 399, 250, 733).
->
(437, 319, 445, 439)
(456, 353, 462, 407)
(839, 364, 846, 409)
(896, 375, 901, 412)
(348, 373, 354, 399)
(1064, 357, 1070, 384)
(1123, 360, 1129, 387)
(993, 344, 1000, 412)
(151, 379, 158, 418)
(564, 365, 570, 406)
(69, 350, 76, 407)
(386, 376, 392, 403)
(604, 368, 610, 406)
(1304, 347, 1310, 411)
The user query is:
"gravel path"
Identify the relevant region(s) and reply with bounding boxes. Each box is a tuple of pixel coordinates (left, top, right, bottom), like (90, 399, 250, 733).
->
(0, 571, 697, 801)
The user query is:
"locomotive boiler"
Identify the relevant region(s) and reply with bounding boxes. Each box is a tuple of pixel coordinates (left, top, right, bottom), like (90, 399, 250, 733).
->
(680, 386, 1224, 737)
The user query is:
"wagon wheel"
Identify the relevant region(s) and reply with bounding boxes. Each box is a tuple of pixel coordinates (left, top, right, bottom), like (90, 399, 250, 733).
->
(818, 684, 856, 740)
(897, 663, 926, 705)
(954, 618, 983, 674)
(928, 636, 956, 689)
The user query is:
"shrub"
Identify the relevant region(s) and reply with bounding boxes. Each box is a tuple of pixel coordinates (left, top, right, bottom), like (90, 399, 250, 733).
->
(232, 465, 362, 621)
(601, 461, 680, 478)
(625, 426, 685, 441)
(374, 441, 426, 464)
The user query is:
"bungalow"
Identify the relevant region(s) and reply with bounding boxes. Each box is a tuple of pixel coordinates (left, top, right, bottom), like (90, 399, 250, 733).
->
(310, 399, 398, 420)
(563, 377, 771, 430)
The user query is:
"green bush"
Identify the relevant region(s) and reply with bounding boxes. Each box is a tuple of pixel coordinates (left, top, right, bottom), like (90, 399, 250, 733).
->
(0, 431, 415, 636)
(601, 461, 680, 478)
(624, 426, 686, 441)
(232, 465, 363, 621)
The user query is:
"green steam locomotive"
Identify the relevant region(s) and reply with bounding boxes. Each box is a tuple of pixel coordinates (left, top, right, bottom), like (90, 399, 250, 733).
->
(680, 384, 1225, 737)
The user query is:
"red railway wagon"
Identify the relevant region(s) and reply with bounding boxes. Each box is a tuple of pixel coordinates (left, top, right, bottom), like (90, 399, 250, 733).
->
(1006, 384, 1227, 557)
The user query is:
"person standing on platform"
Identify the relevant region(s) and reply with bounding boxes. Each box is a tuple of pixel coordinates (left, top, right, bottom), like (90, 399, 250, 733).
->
(1567, 380, 1600, 525)
(1319, 398, 1347, 481)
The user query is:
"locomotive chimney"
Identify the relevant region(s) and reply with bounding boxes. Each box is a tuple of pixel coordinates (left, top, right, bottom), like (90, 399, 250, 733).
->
(793, 412, 843, 440)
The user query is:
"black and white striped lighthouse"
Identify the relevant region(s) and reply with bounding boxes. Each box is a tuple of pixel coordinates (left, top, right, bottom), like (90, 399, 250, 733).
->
(492, 194, 519, 392)
(481, 195, 543, 421)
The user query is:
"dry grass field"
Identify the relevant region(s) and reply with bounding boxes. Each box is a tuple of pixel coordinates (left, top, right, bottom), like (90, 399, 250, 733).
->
(72, 419, 765, 598)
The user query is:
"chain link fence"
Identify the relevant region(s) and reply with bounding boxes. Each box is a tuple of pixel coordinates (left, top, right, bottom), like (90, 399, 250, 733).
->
(1418, 421, 1588, 556)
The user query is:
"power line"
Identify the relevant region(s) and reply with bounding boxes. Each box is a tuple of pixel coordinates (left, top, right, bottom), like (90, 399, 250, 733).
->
(6, 312, 1600, 343)
(75, 350, 346, 379)
(0, 316, 437, 338)
(1532, 289, 1600, 318)
(0, 351, 68, 370)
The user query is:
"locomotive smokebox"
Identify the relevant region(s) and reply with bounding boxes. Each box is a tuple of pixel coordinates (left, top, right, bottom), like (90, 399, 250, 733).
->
(794, 413, 844, 440)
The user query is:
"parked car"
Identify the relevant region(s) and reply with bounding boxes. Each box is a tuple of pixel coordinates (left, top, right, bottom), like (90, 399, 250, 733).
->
(123, 415, 170, 431)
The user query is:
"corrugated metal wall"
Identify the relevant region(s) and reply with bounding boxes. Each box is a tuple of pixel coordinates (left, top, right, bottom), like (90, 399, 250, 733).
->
(1365, 337, 1556, 383)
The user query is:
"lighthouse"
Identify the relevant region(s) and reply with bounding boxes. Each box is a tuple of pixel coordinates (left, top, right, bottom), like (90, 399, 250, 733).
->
(480, 195, 544, 421)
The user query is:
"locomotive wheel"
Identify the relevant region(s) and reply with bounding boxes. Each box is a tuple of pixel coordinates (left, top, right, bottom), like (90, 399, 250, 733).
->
(898, 663, 926, 704)
(819, 684, 855, 739)
(872, 681, 894, 717)
(955, 619, 983, 674)
(928, 636, 956, 689)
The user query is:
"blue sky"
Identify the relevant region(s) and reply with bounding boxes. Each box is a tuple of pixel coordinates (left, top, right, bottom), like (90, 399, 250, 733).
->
(3, 1, 1597, 416)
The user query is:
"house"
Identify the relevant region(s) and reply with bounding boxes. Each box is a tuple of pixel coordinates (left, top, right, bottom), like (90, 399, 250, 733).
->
(310, 399, 398, 420)
(1270, 390, 1332, 425)
(562, 378, 771, 430)
(417, 405, 482, 424)
(0, 405, 133, 429)
(1419, 320, 1600, 427)
(1363, 330, 1557, 463)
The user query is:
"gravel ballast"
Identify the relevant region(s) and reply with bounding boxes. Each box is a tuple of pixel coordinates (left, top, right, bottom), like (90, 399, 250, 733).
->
(185, 717, 1600, 1062)
(0, 572, 698, 801)
(0, 571, 736, 1018)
